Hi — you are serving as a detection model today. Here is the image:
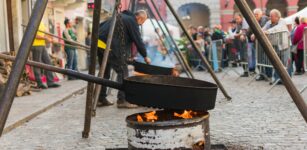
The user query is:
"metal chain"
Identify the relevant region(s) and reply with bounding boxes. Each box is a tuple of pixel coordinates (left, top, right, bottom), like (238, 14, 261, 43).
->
(116, 0, 127, 64)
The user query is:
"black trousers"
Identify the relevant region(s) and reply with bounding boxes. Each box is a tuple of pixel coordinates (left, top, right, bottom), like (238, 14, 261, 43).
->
(296, 50, 304, 73)
(97, 50, 128, 102)
(32, 46, 55, 86)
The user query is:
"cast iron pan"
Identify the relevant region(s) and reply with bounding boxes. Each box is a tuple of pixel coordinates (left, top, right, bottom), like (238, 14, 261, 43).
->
(122, 75, 218, 111)
(133, 61, 174, 75)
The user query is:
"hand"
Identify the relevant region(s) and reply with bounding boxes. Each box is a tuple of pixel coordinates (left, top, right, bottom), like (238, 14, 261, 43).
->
(144, 57, 151, 64)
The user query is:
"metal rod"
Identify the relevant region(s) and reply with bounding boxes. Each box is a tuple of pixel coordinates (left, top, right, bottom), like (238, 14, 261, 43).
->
(6, 0, 14, 51)
(92, 0, 120, 117)
(144, 0, 191, 78)
(164, 0, 232, 100)
(235, 0, 307, 123)
(0, 0, 48, 136)
(82, 0, 102, 138)
(0, 54, 123, 90)
(149, 0, 195, 79)
(21, 24, 90, 51)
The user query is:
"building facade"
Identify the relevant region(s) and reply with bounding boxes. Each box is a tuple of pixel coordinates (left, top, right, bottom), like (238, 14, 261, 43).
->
(220, 0, 307, 30)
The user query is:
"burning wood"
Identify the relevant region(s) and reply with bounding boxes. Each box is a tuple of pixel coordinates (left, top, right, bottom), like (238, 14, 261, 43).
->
(174, 110, 196, 119)
(145, 111, 158, 122)
(137, 115, 143, 122)
(136, 111, 158, 122)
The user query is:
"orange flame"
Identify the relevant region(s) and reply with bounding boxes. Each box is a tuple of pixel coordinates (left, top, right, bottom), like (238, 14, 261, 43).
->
(145, 111, 158, 122)
(174, 110, 194, 119)
(137, 115, 143, 122)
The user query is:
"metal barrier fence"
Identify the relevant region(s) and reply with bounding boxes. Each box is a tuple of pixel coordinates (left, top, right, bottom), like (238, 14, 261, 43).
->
(209, 39, 223, 72)
(188, 45, 206, 71)
(251, 31, 291, 90)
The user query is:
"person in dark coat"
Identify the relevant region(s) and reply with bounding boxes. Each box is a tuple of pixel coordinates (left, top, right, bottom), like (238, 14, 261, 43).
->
(97, 10, 151, 108)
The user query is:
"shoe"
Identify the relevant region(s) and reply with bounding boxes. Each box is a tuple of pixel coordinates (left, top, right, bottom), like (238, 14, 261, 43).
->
(97, 99, 114, 107)
(48, 83, 61, 88)
(294, 72, 304, 75)
(256, 75, 265, 81)
(240, 72, 249, 77)
(37, 84, 47, 89)
(117, 100, 138, 109)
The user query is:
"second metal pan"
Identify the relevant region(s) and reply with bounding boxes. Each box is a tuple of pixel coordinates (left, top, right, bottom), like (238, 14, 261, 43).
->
(133, 61, 174, 75)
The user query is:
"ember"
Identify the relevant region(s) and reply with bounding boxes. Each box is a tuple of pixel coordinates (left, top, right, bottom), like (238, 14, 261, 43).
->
(174, 110, 195, 119)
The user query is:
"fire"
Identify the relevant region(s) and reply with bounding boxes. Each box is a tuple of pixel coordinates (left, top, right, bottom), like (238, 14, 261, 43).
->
(137, 115, 143, 122)
(136, 111, 158, 122)
(174, 110, 195, 119)
(145, 111, 158, 122)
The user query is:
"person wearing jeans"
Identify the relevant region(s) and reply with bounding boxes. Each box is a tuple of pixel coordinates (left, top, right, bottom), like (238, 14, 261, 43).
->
(63, 18, 78, 80)
(32, 22, 60, 89)
(293, 17, 307, 75)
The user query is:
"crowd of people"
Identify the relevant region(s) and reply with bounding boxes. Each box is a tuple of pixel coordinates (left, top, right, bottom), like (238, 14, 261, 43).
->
(186, 8, 307, 85)
(28, 7, 307, 109)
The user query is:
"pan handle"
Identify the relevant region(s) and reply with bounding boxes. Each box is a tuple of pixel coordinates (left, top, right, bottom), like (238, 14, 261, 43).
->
(0, 54, 123, 90)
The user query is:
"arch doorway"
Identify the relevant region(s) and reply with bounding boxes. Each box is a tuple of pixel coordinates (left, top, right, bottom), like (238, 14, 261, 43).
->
(177, 3, 210, 28)
(266, 0, 288, 17)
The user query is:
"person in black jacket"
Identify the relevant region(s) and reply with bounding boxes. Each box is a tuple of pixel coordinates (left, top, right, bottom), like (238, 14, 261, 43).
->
(97, 10, 151, 108)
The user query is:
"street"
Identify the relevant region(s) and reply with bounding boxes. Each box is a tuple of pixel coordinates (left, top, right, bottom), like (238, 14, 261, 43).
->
(0, 71, 306, 150)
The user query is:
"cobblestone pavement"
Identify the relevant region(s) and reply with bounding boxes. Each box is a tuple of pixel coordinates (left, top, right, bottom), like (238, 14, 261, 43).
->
(0, 70, 307, 150)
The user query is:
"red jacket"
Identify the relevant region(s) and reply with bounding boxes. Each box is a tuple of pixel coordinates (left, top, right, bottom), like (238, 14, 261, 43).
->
(293, 23, 307, 50)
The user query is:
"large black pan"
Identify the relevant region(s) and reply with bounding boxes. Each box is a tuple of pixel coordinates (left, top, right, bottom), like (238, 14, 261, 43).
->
(0, 54, 218, 111)
(123, 75, 218, 111)
(133, 61, 174, 75)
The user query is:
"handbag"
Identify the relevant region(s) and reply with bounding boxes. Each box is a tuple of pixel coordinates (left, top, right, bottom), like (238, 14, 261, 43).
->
(291, 38, 303, 54)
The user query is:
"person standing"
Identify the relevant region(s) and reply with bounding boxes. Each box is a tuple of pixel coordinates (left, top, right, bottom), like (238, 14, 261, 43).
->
(248, 9, 269, 80)
(290, 17, 300, 75)
(97, 10, 151, 108)
(234, 13, 249, 77)
(262, 9, 290, 84)
(32, 22, 60, 89)
(293, 17, 307, 75)
(63, 18, 78, 80)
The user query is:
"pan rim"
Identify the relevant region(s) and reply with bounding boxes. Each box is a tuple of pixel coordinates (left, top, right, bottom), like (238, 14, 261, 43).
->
(125, 75, 218, 90)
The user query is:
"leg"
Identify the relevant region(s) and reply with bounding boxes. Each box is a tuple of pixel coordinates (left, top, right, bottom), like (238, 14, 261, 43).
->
(98, 63, 112, 101)
(72, 49, 78, 71)
(298, 50, 304, 73)
(41, 47, 55, 85)
(251, 43, 256, 72)
(65, 48, 73, 70)
(32, 46, 44, 86)
(112, 64, 128, 101)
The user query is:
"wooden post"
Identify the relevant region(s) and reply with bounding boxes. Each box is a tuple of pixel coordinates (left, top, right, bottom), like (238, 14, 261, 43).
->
(92, 0, 120, 117)
(0, 0, 49, 136)
(6, 0, 14, 51)
(82, 0, 102, 138)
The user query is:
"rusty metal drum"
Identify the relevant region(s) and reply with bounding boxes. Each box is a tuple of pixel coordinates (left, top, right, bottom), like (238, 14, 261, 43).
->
(126, 110, 210, 150)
